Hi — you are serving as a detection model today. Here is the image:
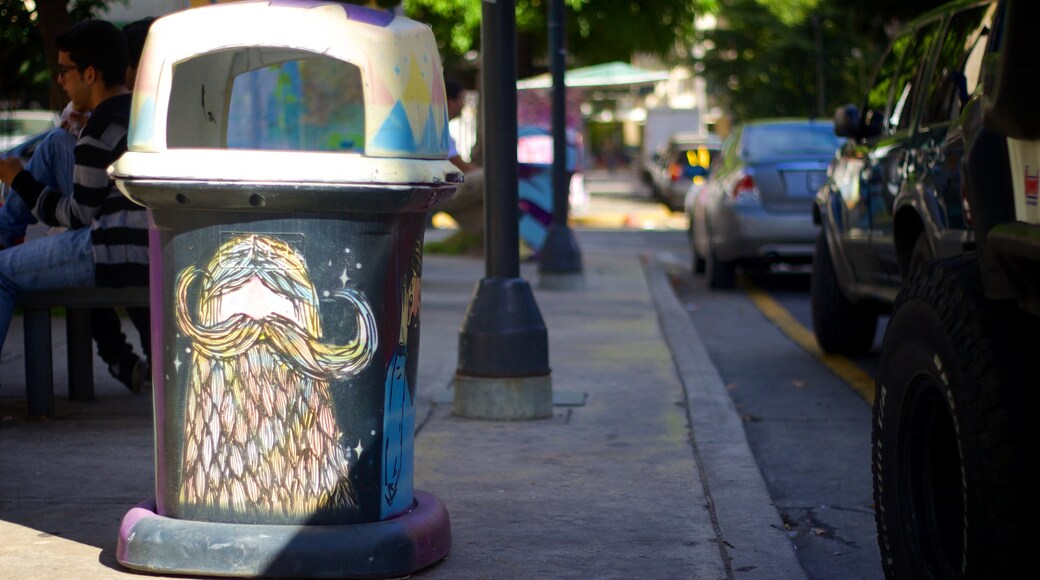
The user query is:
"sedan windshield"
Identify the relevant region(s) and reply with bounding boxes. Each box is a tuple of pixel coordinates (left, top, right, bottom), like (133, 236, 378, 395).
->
(742, 123, 840, 160)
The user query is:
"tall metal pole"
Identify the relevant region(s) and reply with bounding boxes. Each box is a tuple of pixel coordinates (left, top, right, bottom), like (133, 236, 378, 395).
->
(537, 0, 583, 288)
(453, 0, 552, 420)
(482, 1, 521, 279)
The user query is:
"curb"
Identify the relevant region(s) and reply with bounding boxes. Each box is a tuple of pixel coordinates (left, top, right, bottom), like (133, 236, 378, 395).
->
(643, 253, 808, 580)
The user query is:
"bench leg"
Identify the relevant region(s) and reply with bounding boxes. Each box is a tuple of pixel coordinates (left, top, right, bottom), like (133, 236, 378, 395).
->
(23, 307, 54, 418)
(67, 308, 95, 401)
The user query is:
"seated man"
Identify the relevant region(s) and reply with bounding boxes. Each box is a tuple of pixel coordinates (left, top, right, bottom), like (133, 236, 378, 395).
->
(429, 80, 485, 244)
(0, 20, 149, 389)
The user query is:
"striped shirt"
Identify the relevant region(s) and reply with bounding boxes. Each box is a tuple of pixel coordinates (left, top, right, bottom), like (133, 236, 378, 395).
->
(12, 94, 148, 287)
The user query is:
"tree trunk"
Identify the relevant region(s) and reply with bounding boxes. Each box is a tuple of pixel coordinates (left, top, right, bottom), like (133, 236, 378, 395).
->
(34, 0, 72, 110)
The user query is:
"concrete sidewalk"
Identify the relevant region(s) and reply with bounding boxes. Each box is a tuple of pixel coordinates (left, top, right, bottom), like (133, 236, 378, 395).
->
(0, 231, 804, 579)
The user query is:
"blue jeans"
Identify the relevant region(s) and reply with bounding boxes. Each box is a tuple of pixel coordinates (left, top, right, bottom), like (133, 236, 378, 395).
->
(0, 128, 76, 247)
(0, 227, 94, 353)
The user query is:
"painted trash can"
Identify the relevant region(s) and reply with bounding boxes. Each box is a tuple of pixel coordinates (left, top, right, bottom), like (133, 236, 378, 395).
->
(110, 2, 457, 577)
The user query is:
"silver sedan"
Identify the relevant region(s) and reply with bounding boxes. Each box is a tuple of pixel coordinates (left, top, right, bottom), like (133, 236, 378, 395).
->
(686, 118, 841, 288)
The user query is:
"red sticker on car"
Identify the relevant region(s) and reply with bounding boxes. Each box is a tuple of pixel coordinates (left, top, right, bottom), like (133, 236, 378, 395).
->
(1026, 165, 1038, 205)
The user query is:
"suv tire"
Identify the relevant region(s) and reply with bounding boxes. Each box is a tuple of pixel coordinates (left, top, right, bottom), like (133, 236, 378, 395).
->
(811, 231, 877, 354)
(908, 232, 934, 276)
(692, 251, 706, 275)
(873, 254, 1036, 578)
(688, 222, 706, 274)
(706, 247, 736, 289)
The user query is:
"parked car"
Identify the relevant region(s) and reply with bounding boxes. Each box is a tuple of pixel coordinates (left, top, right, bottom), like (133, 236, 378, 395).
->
(1, 123, 53, 204)
(811, 0, 996, 355)
(647, 132, 721, 211)
(688, 118, 840, 288)
(0, 110, 56, 151)
(638, 107, 702, 190)
(873, 1, 1038, 576)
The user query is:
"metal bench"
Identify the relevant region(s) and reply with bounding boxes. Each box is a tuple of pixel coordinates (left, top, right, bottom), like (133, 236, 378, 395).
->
(15, 287, 149, 418)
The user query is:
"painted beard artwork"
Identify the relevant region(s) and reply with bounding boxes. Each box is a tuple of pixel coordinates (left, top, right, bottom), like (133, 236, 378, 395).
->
(174, 234, 377, 519)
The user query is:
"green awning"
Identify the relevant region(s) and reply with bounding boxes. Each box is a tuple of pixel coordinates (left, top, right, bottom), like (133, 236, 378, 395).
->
(517, 61, 670, 90)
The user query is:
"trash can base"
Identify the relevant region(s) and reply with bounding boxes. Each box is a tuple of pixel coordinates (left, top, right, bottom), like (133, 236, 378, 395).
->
(116, 490, 451, 578)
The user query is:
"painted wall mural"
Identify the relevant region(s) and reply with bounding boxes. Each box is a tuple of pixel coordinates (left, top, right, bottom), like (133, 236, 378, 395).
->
(226, 59, 367, 153)
(173, 234, 378, 518)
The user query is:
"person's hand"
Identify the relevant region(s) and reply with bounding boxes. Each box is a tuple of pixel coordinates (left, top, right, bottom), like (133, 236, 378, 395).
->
(60, 104, 90, 137)
(0, 157, 24, 186)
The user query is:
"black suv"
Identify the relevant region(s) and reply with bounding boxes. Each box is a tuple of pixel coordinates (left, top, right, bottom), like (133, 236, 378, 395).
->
(811, 0, 997, 355)
(872, 1, 1040, 576)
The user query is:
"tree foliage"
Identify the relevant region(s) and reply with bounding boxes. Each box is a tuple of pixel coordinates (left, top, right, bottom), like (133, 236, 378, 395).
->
(697, 0, 950, 122)
(0, 0, 406, 109)
(404, 0, 712, 78)
(3, 0, 957, 122)
(1, 0, 122, 109)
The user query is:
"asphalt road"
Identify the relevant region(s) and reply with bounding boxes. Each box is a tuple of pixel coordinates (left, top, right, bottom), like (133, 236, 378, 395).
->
(661, 246, 884, 580)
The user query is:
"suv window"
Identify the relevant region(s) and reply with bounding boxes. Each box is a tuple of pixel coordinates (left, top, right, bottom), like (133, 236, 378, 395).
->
(864, 35, 907, 132)
(864, 19, 942, 135)
(919, 3, 996, 128)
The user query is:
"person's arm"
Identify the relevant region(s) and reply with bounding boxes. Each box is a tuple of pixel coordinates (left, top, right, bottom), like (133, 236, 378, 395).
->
(450, 154, 477, 174)
(16, 117, 126, 229)
(10, 154, 84, 229)
(0, 158, 24, 184)
(448, 133, 477, 173)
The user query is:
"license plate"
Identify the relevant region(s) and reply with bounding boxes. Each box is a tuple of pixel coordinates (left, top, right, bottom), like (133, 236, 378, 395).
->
(783, 171, 826, 197)
(807, 170, 826, 191)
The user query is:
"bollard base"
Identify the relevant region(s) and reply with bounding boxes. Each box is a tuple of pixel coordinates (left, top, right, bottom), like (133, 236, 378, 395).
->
(538, 271, 586, 290)
(116, 490, 451, 578)
(537, 224, 583, 278)
(453, 373, 553, 420)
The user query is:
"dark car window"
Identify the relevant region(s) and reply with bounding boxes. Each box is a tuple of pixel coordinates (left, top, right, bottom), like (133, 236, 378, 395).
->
(864, 18, 941, 135)
(675, 146, 717, 178)
(740, 123, 840, 160)
(920, 3, 995, 128)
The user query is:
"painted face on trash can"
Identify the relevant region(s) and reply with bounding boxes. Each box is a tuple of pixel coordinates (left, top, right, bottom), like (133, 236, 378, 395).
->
(174, 234, 377, 518)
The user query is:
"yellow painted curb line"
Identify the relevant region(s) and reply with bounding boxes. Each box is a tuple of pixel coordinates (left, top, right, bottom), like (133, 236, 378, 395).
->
(570, 210, 687, 230)
(740, 280, 876, 404)
(569, 213, 627, 229)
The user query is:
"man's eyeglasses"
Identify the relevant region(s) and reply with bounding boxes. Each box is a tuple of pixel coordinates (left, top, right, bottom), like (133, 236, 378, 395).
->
(57, 64, 81, 78)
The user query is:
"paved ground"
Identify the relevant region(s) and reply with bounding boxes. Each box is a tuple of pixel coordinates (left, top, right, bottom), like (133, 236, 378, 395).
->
(0, 169, 808, 579)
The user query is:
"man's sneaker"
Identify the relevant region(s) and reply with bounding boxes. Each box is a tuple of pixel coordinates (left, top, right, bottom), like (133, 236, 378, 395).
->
(109, 355, 149, 393)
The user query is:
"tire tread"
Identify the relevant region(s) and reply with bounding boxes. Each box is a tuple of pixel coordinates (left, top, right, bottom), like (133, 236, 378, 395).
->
(873, 253, 1038, 579)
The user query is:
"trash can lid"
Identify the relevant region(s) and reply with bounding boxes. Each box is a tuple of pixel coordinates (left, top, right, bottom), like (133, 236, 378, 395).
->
(111, 149, 459, 187)
(118, 0, 453, 184)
